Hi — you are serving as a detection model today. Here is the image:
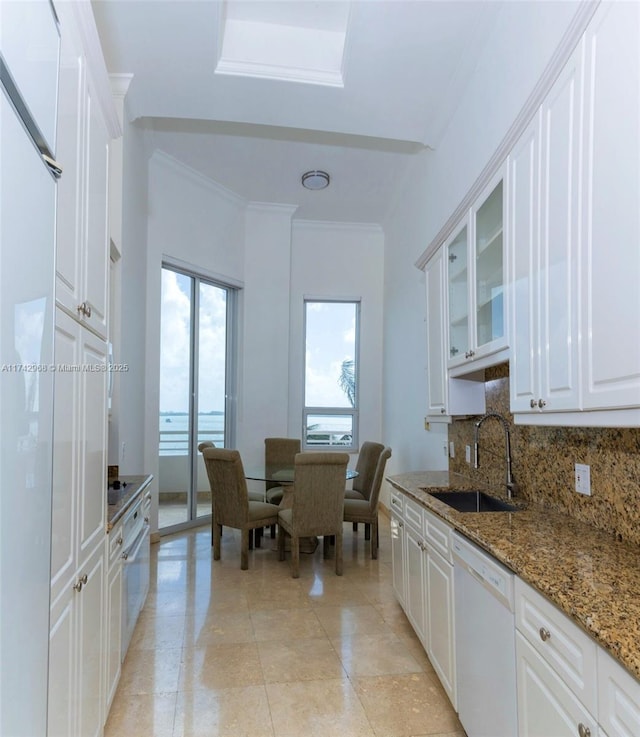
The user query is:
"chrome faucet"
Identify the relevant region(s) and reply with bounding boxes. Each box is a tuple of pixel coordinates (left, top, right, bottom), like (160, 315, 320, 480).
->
(473, 412, 517, 499)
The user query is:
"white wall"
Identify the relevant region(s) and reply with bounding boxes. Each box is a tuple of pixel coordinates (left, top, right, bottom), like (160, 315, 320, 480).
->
(288, 220, 386, 470)
(381, 0, 582, 484)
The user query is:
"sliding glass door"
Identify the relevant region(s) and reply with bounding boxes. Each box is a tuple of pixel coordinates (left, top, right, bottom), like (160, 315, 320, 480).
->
(158, 265, 236, 533)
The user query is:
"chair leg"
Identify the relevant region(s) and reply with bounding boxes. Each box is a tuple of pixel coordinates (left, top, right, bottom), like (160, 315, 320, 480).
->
(278, 525, 286, 561)
(364, 523, 371, 541)
(323, 535, 330, 559)
(371, 519, 378, 560)
(241, 529, 249, 570)
(249, 529, 254, 550)
(255, 527, 262, 548)
(335, 528, 343, 576)
(270, 524, 276, 538)
(352, 522, 358, 532)
(212, 519, 221, 561)
(290, 536, 300, 578)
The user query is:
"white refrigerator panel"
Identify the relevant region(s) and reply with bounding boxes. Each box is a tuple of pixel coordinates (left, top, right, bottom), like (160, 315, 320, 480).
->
(0, 90, 56, 737)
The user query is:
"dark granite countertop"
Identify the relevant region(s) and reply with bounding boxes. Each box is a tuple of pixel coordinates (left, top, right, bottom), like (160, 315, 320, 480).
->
(388, 471, 640, 682)
(107, 474, 153, 531)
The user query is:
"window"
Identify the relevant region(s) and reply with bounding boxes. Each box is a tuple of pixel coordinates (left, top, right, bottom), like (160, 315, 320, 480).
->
(303, 300, 359, 451)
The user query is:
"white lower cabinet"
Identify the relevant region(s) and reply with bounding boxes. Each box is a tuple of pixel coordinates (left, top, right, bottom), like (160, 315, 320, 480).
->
(390, 489, 456, 708)
(597, 648, 640, 737)
(426, 543, 456, 707)
(390, 491, 406, 608)
(516, 631, 598, 737)
(105, 520, 125, 713)
(48, 539, 105, 737)
(404, 523, 427, 647)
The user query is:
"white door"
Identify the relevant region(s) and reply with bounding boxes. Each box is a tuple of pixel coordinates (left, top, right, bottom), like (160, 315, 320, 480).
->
(509, 115, 541, 414)
(581, 0, 640, 411)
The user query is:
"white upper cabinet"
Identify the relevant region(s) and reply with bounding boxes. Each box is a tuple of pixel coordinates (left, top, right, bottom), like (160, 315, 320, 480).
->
(425, 248, 448, 416)
(509, 39, 582, 416)
(425, 246, 485, 420)
(509, 0, 640, 424)
(447, 172, 508, 375)
(580, 0, 640, 413)
(55, 4, 111, 340)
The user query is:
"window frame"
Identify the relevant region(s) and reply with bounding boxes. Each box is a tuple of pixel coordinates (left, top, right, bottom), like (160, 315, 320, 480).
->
(302, 298, 360, 452)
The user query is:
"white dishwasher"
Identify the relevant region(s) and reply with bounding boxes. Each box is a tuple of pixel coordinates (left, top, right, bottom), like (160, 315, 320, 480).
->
(452, 532, 517, 737)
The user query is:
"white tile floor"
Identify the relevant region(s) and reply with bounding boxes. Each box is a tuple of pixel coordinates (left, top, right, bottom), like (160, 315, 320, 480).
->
(104, 514, 466, 737)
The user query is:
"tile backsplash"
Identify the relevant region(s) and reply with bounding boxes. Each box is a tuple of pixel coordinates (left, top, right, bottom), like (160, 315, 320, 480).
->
(448, 363, 640, 545)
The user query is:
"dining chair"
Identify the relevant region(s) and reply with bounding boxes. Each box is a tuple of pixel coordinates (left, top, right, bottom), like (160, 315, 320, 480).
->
(265, 437, 301, 505)
(343, 446, 391, 559)
(265, 437, 301, 537)
(198, 441, 264, 502)
(345, 441, 384, 536)
(278, 451, 349, 578)
(200, 447, 280, 570)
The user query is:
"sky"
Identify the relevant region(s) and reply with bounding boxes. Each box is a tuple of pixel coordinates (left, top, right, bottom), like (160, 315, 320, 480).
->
(159, 270, 356, 414)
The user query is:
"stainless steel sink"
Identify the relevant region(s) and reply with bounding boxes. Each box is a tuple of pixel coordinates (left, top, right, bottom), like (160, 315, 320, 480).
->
(428, 490, 519, 513)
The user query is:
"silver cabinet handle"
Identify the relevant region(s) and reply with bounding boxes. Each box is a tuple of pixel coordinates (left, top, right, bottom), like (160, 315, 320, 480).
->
(539, 399, 547, 408)
(530, 399, 538, 408)
(73, 574, 87, 592)
(578, 723, 591, 737)
(539, 627, 551, 642)
(398, 521, 404, 528)
(440, 408, 446, 414)
(116, 536, 123, 546)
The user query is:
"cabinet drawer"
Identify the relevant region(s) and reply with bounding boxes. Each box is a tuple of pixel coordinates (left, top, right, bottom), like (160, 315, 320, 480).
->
(515, 578, 597, 708)
(404, 496, 424, 533)
(424, 507, 452, 562)
(108, 522, 125, 566)
(598, 648, 640, 737)
(389, 488, 404, 517)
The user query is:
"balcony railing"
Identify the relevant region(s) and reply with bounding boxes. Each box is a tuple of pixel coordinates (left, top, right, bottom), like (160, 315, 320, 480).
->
(159, 429, 224, 456)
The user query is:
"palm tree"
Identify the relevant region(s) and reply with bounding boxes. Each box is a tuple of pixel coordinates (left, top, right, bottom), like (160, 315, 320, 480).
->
(338, 359, 356, 407)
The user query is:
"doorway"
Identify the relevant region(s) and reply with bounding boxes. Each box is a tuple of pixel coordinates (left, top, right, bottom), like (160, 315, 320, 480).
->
(158, 264, 237, 533)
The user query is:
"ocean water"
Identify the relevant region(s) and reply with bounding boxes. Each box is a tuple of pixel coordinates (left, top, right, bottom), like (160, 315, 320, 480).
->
(159, 413, 352, 454)
(159, 414, 224, 454)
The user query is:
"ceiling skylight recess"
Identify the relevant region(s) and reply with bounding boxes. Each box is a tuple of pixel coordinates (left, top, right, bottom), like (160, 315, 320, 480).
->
(216, 1, 351, 87)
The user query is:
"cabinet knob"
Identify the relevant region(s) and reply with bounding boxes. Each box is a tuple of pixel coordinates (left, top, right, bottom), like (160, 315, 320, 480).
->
(530, 399, 538, 408)
(116, 536, 123, 546)
(77, 301, 92, 318)
(440, 408, 446, 414)
(578, 723, 591, 737)
(538, 399, 547, 408)
(539, 627, 551, 642)
(73, 576, 86, 593)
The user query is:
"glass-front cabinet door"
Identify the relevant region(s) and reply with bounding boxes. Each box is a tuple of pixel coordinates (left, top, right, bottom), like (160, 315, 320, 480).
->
(475, 179, 504, 350)
(446, 173, 507, 371)
(446, 223, 470, 362)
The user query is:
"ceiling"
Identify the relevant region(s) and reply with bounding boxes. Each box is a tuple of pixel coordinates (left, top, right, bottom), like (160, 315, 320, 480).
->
(92, 0, 504, 224)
